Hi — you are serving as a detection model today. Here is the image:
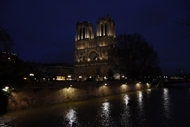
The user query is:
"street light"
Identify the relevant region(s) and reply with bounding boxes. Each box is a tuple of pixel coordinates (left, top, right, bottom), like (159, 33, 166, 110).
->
(2, 86, 9, 92)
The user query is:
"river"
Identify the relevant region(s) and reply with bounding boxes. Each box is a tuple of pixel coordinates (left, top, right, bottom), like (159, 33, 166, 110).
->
(1, 83, 190, 127)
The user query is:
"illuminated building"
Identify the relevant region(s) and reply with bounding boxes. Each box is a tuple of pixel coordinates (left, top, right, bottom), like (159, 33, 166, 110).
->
(74, 15, 117, 81)
(46, 64, 74, 81)
(0, 51, 18, 76)
(22, 63, 74, 82)
(0, 51, 17, 63)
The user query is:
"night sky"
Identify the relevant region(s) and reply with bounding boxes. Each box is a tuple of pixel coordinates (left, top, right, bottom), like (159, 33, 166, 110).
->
(0, 0, 190, 75)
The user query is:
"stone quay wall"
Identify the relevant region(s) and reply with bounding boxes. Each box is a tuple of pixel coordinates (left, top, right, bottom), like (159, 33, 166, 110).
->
(7, 81, 160, 111)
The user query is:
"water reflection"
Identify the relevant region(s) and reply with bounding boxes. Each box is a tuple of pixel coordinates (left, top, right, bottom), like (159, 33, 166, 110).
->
(162, 88, 172, 125)
(137, 91, 143, 112)
(100, 101, 111, 127)
(163, 88, 170, 116)
(97, 100, 116, 127)
(146, 89, 151, 98)
(138, 91, 143, 104)
(5, 87, 190, 127)
(102, 102, 110, 117)
(124, 94, 130, 105)
(63, 108, 78, 127)
(137, 91, 145, 125)
(120, 95, 131, 126)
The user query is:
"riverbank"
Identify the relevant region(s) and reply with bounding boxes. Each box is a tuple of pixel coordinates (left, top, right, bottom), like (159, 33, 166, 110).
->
(6, 81, 160, 112)
(2, 86, 190, 127)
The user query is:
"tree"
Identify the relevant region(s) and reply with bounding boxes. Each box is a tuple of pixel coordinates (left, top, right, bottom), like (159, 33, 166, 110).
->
(0, 27, 15, 114)
(0, 27, 14, 51)
(116, 33, 161, 80)
(107, 68, 114, 80)
(0, 27, 26, 88)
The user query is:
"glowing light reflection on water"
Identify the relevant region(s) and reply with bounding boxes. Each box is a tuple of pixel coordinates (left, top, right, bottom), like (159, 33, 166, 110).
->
(98, 101, 113, 127)
(163, 88, 171, 119)
(64, 109, 78, 127)
(124, 94, 130, 105)
(120, 95, 131, 126)
(137, 91, 146, 126)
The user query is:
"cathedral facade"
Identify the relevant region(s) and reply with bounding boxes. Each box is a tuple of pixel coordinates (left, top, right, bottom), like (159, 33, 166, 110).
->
(74, 15, 117, 81)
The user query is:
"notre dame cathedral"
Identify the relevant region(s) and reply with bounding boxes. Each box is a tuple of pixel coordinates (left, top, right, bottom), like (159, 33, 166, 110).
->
(74, 15, 117, 81)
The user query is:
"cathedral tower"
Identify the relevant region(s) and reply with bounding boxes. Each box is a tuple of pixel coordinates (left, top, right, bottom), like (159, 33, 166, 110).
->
(74, 16, 116, 81)
(96, 15, 116, 38)
(75, 21, 94, 42)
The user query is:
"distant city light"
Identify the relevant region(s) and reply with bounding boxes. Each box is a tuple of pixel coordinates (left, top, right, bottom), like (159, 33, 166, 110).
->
(29, 73, 34, 76)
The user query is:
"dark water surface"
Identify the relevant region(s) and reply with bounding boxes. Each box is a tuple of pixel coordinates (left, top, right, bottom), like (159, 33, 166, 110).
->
(1, 85, 190, 127)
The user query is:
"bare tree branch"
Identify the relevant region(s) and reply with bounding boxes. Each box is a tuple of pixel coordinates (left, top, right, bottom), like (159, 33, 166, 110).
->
(0, 27, 14, 51)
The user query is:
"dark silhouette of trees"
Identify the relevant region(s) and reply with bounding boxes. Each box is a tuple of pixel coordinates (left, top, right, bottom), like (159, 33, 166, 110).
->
(0, 27, 14, 51)
(116, 33, 161, 80)
(107, 68, 114, 80)
(0, 27, 26, 89)
(0, 27, 15, 114)
(0, 90, 8, 114)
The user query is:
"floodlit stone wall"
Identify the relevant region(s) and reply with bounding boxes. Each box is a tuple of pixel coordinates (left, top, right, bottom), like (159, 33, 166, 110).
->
(7, 81, 159, 111)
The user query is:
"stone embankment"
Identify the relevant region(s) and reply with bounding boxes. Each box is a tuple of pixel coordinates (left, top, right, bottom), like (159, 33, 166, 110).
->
(7, 81, 159, 111)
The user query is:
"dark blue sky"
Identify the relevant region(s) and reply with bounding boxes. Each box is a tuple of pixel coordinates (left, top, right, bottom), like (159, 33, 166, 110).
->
(0, 0, 190, 75)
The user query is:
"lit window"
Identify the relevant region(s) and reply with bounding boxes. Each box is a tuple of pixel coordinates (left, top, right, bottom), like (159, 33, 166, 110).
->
(56, 76, 65, 81)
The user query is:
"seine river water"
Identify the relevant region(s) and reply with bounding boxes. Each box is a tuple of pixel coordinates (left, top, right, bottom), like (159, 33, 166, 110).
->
(1, 83, 190, 127)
